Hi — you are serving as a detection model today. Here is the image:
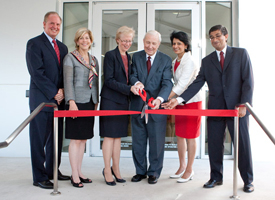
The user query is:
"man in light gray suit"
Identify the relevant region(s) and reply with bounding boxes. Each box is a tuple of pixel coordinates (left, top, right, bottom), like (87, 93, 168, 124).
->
(129, 30, 173, 184)
(163, 25, 254, 193)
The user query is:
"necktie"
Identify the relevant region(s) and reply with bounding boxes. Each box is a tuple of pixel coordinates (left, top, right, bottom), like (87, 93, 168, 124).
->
(52, 40, 60, 64)
(147, 56, 151, 74)
(220, 51, 224, 70)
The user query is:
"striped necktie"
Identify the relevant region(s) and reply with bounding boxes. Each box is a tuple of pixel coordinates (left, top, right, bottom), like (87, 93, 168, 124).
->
(52, 40, 60, 64)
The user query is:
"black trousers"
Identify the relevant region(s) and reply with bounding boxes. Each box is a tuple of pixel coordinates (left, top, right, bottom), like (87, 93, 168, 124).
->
(207, 115, 253, 184)
(29, 111, 63, 182)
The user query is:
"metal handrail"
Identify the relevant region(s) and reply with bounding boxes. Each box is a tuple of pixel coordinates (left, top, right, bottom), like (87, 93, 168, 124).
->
(0, 102, 60, 195)
(0, 103, 57, 148)
(240, 103, 275, 145)
(231, 102, 275, 200)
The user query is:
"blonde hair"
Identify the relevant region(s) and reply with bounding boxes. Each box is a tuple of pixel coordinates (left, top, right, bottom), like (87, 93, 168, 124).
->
(115, 26, 135, 44)
(74, 28, 94, 50)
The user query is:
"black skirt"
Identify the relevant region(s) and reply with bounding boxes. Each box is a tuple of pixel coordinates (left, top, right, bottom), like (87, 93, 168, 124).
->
(65, 101, 95, 140)
(100, 97, 129, 138)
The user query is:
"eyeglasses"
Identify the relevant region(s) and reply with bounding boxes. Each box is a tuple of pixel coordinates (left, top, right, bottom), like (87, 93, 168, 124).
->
(209, 34, 222, 40)
(120, 39, 133, 44)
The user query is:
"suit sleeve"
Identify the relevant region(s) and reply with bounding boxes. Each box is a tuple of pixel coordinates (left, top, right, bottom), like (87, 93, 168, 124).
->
(129, 54, 139, 85)
(180, 61, 206, 102)
(94, 57, 99, 103)
(63, 54, 75, 103)
(26, 40, 58, 100)
(157, 57, 173, 101)
(103, 51, 131, 95)
(240, 49, 254, 104)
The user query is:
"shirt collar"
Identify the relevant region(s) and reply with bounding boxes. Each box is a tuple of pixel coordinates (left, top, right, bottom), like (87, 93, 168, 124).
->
(44, 31, 56, 47)
(146, 51, 157, 62)
(216, 45, 227, 57)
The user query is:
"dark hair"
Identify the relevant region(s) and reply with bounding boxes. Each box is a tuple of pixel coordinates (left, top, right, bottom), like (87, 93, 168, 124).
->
(209, 25, 228, 36)
(170, 31, 191, 52)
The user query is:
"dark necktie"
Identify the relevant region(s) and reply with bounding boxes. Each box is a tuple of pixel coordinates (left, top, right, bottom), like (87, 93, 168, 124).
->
(52, 40, 60, 64)
(147, 56, 151, 74)
(220, 51, 224, 70)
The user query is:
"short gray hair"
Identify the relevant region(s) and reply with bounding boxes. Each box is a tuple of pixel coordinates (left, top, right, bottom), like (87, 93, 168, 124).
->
(144, 30, 162, 43)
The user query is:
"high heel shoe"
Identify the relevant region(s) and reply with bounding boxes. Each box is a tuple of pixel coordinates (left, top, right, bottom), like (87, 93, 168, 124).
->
(169, 170, 185, 179)
(177, 171, 194, 183)
(79, 177, 92, 183)
(111, 167, 126, 183)
(102, 168, 116, 186)
(71, 176, 83, 188)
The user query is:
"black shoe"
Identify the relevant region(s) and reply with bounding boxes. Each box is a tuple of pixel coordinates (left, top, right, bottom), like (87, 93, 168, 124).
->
(148, 175, 158, 184)
(243, 183, 254, 193)
(203, 179, 223, 188)
(71, 176, 83, 188)
(49, 174, 71, 181)
(33, 180, 53, 189)
(79, 177, 92, 183)
(102, 168, 116, 186)
(111, 167, 126, 183)
(131, 174, 147, 182)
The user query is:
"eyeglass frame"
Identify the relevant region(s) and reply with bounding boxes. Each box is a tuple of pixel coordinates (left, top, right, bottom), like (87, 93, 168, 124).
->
(120, 39, 133, 44)
(209, 34, 224, 40)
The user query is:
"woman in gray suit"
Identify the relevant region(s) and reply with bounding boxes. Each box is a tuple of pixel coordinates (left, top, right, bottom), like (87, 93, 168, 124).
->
(63, 28, 99, 188)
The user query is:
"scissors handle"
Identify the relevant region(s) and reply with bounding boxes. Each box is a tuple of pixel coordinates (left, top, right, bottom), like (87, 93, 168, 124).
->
(139, 89, 147, 102)
(148, 97, 155, 108)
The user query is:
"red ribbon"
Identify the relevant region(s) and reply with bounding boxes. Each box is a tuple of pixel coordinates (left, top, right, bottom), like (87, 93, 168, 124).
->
(54, 109, 238, 118)
(146, 109, 238, 117)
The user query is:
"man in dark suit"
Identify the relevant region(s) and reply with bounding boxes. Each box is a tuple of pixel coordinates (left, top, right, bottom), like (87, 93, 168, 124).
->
(26, 11, 70, 189)
(129, 30, 173, 184)
(162, 25, 254, 192)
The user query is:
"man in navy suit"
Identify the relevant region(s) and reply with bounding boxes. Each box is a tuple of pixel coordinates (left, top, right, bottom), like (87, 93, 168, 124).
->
(129, 30, 173, 184)
(26, 11, 70, 189)
(163, 25, 254, 192)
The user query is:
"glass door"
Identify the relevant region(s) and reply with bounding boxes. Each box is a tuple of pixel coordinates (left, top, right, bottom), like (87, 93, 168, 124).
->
(91, 2, 146, 157)
(147, 2, 202, 158)
(91, 2, 202, 158)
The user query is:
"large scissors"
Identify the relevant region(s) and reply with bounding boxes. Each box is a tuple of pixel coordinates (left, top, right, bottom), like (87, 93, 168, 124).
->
(139, 89, 154, 124)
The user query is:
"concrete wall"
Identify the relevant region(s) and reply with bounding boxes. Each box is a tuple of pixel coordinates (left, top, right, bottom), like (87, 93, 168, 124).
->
(0, 0, 57, 157)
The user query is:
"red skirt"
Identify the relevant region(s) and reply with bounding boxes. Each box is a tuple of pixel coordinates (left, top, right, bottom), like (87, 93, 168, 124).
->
(175, 101, 202, 139)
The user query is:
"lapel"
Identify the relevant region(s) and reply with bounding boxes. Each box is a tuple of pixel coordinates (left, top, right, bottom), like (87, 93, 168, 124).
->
(211, 51, 222, 73)
(138, 51, 148, 81)
(41, 33, 60, 68)
(114, 46, 127, 77)
(145, 51, 161, 85)
(223, 46, 233, 72)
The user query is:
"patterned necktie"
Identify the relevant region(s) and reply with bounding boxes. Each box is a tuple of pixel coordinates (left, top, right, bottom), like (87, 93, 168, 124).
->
(220, 51, 224, 70)
(52, 40, 60, 64)
(147, 56, 151, 74)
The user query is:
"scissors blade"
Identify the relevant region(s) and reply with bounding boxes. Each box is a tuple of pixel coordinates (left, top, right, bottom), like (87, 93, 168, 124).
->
(144, 104, 149, 124)
(141, 104, 146, 118)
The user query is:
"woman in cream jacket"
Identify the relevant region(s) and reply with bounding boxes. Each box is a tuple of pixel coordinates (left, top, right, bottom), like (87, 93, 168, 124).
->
(168, 31, 203, 183)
